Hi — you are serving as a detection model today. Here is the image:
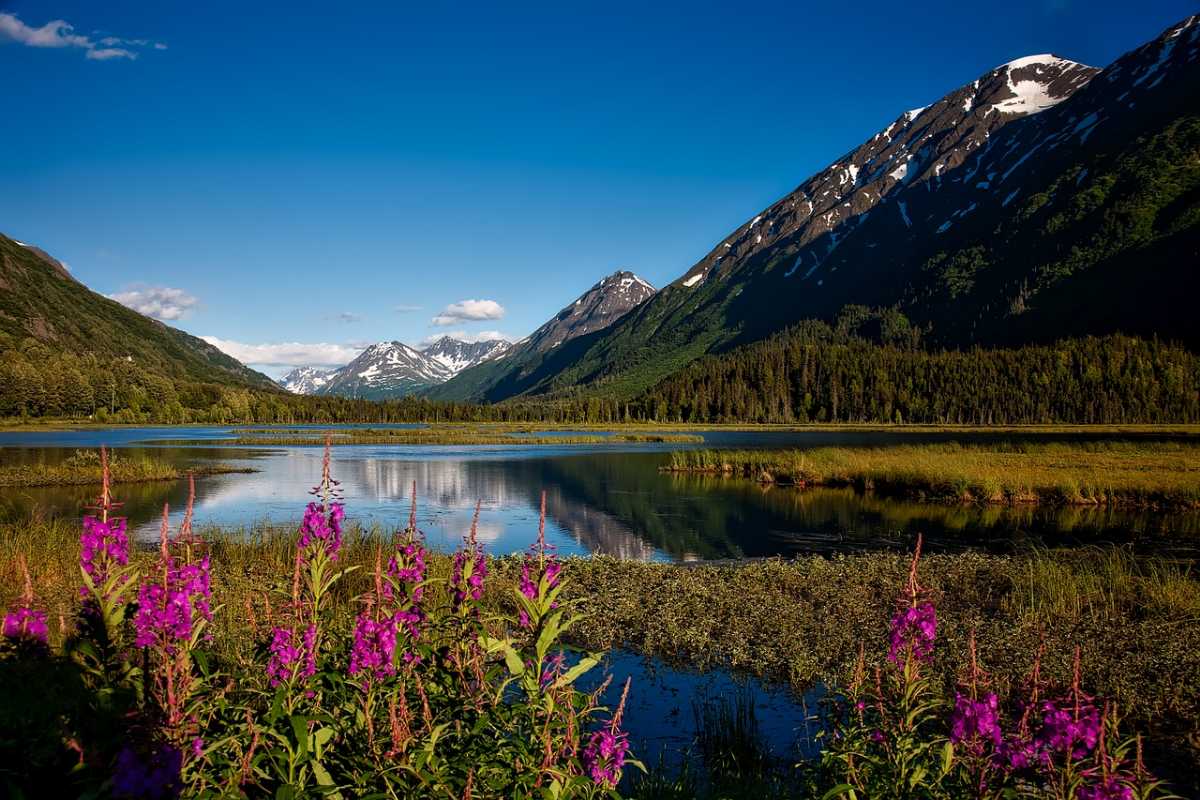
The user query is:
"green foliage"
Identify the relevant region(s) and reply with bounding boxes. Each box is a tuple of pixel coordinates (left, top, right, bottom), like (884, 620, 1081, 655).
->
(633, 329, 1200, 424)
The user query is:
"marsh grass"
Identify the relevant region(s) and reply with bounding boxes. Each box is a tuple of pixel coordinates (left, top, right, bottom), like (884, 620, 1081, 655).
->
(666, 441, 1200, 508)
(0, 449, 253, 488)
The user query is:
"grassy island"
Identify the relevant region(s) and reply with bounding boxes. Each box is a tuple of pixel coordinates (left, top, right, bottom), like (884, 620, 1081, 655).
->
(664, 441, 1200, 508)
(0, 450, 254, 488)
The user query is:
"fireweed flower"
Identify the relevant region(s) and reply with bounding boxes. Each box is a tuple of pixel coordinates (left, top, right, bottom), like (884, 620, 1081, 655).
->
(1077, 776, 1135, 800)
(581, 728, 630, 788)
(995, 734, 1041, 771)
(886, 601, 937, 664)
(2, 606, 48, 645)
(349, 613, 398, 685)
(297, 501, 344, 561)
(79, 515, 130, 597)
(266, 625, 318, 687)
(950, 692, 1002, 750)
(450, 548, 487, 613)
(133, 555, 213, 649)
(1038, 699, 1101, 759)
(385, 540, 427, 639)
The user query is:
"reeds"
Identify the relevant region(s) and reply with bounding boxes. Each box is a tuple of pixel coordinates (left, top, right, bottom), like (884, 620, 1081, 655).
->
(665, 442, 1200, 508)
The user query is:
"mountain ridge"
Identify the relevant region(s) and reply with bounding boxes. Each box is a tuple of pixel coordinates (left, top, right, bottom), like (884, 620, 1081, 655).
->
(446, 15, 1200, 403)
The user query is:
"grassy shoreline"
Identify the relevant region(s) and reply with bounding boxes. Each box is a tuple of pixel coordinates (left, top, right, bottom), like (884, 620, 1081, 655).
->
(0, 451, 254, 488)
(664, 442, 1200, 509)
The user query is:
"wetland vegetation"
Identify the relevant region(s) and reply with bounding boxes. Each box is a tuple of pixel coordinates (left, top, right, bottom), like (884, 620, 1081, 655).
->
(665, 441, 1200, 509)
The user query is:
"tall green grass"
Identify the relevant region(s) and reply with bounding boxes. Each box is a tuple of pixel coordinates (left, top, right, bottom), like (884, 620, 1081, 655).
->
(0, 449, 252, 488)
(665, 441, 1200, 508)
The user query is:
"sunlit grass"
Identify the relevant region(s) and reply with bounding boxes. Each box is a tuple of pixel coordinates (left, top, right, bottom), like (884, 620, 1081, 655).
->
(666, 441, 1200, 508)
(0, 449, 253, 488)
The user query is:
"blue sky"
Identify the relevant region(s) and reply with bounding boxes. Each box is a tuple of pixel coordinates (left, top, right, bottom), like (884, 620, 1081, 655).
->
(1, 0, 1193, 376)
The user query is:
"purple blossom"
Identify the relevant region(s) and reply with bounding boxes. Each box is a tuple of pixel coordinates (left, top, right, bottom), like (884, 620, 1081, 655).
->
(79, 515, 130, 597)
(887, 601, 937, 665)
(950, 692, 1002, 751)
(995, 734, 1041, 772)
(112, 743, 182, 799)
(518, 550, 562, 627)
(1077, 777, 1134, 800)
(450, 548, 487, 612)
(349, 613, 397, 685)
(1038, 699, 1101, 760)
(297, 501, 344, 561)
(385, 541, 427, 639)
(2, 606, 48, 644)
(133, 555, 212, 649)
(266, 625, 318, 687)
(581, 727, 629, 788)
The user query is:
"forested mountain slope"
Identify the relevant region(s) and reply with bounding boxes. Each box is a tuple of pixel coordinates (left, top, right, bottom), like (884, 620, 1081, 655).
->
(465, 16, 1200, 402)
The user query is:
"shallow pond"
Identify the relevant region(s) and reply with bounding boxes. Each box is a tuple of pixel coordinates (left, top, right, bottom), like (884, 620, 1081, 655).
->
(1, 425, 1197, 560)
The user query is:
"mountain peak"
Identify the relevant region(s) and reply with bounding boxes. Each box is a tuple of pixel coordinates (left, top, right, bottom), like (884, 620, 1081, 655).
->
(519, 268, 656, 354)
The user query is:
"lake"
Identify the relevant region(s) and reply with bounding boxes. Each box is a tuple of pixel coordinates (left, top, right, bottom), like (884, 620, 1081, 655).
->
(2, 425, 1197, 561)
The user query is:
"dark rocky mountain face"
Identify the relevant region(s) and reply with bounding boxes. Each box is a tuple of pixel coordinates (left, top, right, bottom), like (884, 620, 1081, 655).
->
(519, 271, 656, 354)
(426, 270, 656, 401)
(468, 15, 1200, 402)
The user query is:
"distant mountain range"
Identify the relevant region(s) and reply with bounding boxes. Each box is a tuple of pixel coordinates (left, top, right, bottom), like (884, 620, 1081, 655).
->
(281, 337, 511, 399)
(432, 15, 1200, 402)
(282, 270, 655, 399)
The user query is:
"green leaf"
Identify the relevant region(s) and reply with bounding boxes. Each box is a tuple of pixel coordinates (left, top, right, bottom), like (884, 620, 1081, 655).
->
(940, 740, 954, 776)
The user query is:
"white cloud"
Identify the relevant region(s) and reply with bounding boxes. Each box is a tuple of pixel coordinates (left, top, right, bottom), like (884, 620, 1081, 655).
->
(107, 286, 199, 321)
(421, 330, 512, 346)
(0, 12, 160, 60)
(431, 299, 505, 326)
(199, 337, 361, 368)
(87, 47, 136, 60)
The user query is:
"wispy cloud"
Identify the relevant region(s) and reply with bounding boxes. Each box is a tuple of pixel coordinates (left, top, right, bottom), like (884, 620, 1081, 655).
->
(431, 299, 505, 326)
(107, 285, 198, 321)
(199, 337, 361, 368)
(0, 12, 162, 61)
(421, 330, 512, 346)
(326, 311, 363, 324)
(395, 304, 423, 313)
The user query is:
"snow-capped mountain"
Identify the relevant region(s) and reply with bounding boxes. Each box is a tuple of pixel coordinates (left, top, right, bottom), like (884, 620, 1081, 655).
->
(317, 341, 450, 399)
(673, 53, 1098, 291)
(282, 336, 516, 398)
(278, 366, 335, 394)
(451, 15, 1200, 401)
(423, 336, 512, 374)
(519, 270, 656, 354)
(427, 269, 657, 401)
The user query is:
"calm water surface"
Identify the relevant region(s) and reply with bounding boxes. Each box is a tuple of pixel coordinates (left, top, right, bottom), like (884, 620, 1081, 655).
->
(1, 425, 1196, 560)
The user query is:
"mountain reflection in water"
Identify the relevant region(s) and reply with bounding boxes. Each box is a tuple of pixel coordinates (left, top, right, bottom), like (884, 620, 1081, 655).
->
(1, 435, 1196, 562)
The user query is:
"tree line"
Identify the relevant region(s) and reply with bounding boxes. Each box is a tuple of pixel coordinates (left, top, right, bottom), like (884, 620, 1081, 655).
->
(626, 324, 1200, 424)
(2, 329, 1197, 425)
